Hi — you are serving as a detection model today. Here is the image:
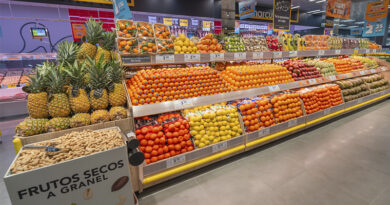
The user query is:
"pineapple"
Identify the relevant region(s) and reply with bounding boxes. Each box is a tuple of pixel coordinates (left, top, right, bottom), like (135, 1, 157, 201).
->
(46, 117, 70, 132)
(16, 118, 48, 136)
(57, 41, 80, 65)
(64, 61, 90, 113)
(70, 113, 91, 128)
(22, 69, 49, 118)
(87, 56, 110, 110)
(107, 61, 127, 106)
(109, 106, 127, 120)
(46, 65, 71, 117)
(91, 110, 110, 124)
(95, 31, 115, 63)
(77, 18, 104, 60)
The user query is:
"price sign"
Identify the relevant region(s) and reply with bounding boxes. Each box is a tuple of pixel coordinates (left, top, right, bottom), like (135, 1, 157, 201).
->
(173, 99, 193, 109)
(210, 53, 224, 61)
(359, 70, 366, 75)
(212, 141, 227, 153)
(289, 51, 297, 57)
(163, 18, 173, 25)
(156, 54, 174, 63)
(234, 52, 246, 60)
(148, 16, 157, 24)
(346, 73, 354, 78)
(370, 69, 376, 73)
(308, 79, 317, 85)
(318, 50, 325, 56)
(328, 75, 337, 81)
(179, 19, 188, 27)
(366, 49, 371, 54)
(354, 49, 359, 54)
(373, 49, 377, 53)
(288, 119, 298, 127)
(203, 21, 211, 28)
(252, 52, 264, 59)
(335, 50, 341, 55)
(257, 128, 270, 138)
(184, 53, 200, 62)
(324, 109, 331, 115)
(268, 85, 280, 92)
(273, 52, 282, 58)
(166, 155, 186, 168)
(357, 98, 363, 104)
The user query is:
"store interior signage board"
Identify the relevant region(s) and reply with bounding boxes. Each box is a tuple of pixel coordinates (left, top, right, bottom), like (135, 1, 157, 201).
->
(112, 0, 133, 19)
(326, 0, 351, 19)
(238, 0, 257, 20)
(363, 0, 388, 37)
(273, 0, 292, 31)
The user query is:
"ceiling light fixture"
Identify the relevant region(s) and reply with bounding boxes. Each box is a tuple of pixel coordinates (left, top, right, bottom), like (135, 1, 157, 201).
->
(316, 0, 326, 3)
(291, 6, 300, 9)
(355, 21, 365, 24)
(341, 19, 354, 22)
(307, 9, 321, 13)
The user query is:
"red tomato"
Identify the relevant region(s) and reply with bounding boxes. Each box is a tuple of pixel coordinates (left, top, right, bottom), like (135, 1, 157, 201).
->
(180, 141, 186, 148)
(167, 138, 173, 145)
(140, 139, 147, 146)
(136, 134, 144, 140)
(186, 140, 192, 146)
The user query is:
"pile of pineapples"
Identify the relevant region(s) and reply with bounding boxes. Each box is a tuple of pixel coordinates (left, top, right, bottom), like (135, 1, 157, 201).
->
(16, 18, 128, 137)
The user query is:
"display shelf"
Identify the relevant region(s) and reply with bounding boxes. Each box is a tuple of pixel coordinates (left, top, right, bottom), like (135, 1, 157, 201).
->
(131, 67, 388, 117)
(121, 49, 381, 66)
(140, 91, 390, 186)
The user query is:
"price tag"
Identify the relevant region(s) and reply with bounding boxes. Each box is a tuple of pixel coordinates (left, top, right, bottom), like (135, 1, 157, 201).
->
(252, 52, 264, 59)
(203, 21, 211, 28)
(289, 51, 297, 57)
(8, 84, 17, 88)
(346, 73, 354, 78)
(212, 141, 227, 153)
(163, 18, 173, 26)
(268, 85, 280, 92)
(156, 55, 174, 63)
(184, 53, 200, 62)
(359, 70, 366, 75)
(148, 16, 157, 24)
(210, 53, 224, 61)
(353, 49, 359, 54)
(308, 79, 317, 85)
(173, 99, 193, 109)
(373, 49, 377, 53)
(366, 49, 370, 54)
(179, 19, 188, 27)
(324, 109, 331, 115)
(328, 75, 337, 81)
(335, 50, 341, 55)
(257, 128, 270, 138)
(273, 52, 282, 58)
(234, 52, 246, 60)
(357, 98, 363, 104)
(166, 155, 186, 168)
(318, 50, 325, 56)
(288, 119, 298, 127)
(370, 69, 376, 74)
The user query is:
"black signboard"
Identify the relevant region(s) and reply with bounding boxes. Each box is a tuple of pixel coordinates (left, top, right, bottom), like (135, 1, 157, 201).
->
(121, 56, 151, 64)
(273, 0, 292, 31)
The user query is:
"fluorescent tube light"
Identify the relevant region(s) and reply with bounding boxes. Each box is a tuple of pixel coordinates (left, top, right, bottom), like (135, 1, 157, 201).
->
(316, 0, 326, 3)
(355, 21, 365, 24)
(291, 6, 300, 9)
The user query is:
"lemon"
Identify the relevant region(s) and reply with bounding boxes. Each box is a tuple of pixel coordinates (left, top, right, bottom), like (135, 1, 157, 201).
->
(199, 130, 206, 135)
(182, 46, 188, 52)
(176, 40, 184, 47)
(199, 143, 206, 148)
(221, 136, 227, 141)
(194, 140, 200, 145)
(190, 130, 198, 135)
(174, 46, 181, 52)
(194, 134, 202, 140)
(208, 136, 215, 141)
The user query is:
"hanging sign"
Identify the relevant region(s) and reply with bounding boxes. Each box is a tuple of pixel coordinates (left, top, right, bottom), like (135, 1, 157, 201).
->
(112, 0, 132, 19)
(179, 19, 188, 27)
(363, 0, 388, 37)
(238, 0, 257, 20)
(350, 28, 362, 35)
(273, 0, 292, 31)
(203, 21, 211, 28)
(148, 16, 157, 24)
(326, 0, 351, 19)
(191, 19, 199, 26)
(163, 18, 173, 26)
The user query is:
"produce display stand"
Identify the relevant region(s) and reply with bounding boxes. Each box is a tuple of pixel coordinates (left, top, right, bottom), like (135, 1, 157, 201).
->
(120, 48, 390, 191)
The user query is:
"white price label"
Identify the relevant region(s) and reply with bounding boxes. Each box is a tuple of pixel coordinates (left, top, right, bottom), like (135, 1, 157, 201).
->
(257, 128, 270, 138)
(373, 49, 377, 53)
(359, 70, 366, 75)
(156, 55, 174, 63)
(288, 119, 298, 127)
(324, 109, 331, 115)
(308, 79, 317, 85)
(252, 52, 264, 59)
(328, 75, 337, 81)
(184, 53, 200, 62)
(166, 155, 186, 168)
(335, 50, 341, 55)
(346, 73, 354, 78)
(357, 98, 363, 104)
(210, 53, 224, 61)
(366, 49, 371, 54)
(234, 52, 246, 60)
(370, 69, 376, 73)
(318, 50, 325, 55)
(173, 99, 193, 109)
(212, 141, 227, 153)
(289, 51, 297, 57)
(268, 85, 280, 92)
(273, 52, 283, 58)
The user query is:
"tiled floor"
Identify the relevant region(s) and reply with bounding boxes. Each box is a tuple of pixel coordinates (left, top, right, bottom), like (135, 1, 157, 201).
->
(1, 101, 390, 205)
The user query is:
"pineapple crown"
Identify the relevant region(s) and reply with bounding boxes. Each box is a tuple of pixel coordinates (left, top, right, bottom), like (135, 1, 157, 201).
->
(100, 31, 116, 51)
(22, 69, 47, 93)
(107, 60, 123, 84)
(64, 61, 87, 89)
(86, 55, 111, 90)
(57, 41, 80, 65)
(85, 17, 104, 45)
(46, 64, 67, 94)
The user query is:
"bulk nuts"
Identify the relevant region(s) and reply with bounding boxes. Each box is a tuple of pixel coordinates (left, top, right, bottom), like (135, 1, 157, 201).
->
(111, 176, 129, 192)
(117, 194, 127, 205)
(83, 188, 93, 200)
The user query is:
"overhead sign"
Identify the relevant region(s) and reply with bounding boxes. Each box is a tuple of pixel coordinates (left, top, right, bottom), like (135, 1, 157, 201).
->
(363, 0, 388, 37)
(326, 0, 351, 19)
(73, 0, 134, 7)
(112, 0, 132, 19)
(273, 0, 292, 31)
(238, 0, 257, 20)
(179, 19, 188, 27)
(350, 28, 362, 35)
(163, 18, 173, 25)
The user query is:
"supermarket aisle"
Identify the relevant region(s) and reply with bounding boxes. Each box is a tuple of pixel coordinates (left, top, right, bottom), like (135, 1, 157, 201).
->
(140, 100, 390, 205)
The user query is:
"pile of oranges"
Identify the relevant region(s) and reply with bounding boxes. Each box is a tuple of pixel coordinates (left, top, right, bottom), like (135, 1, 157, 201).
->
(325, 58, 354, 74)
(299, 84, 343, 114)
(196, 34, 225, 53)
(270, 92, 303, 123)
(221, 64, 294, 91)
(127, 67, 231, 105)
(154, 24, 171, 39)
(236, 97, 275, 132)
(116, 20, 137, 38)
(137, 21, 154, 38)
(136, 124, 167, 164)
(163, 117, 194, 158)
(298, 88, 320, 114)
(324, 84, 344, 106)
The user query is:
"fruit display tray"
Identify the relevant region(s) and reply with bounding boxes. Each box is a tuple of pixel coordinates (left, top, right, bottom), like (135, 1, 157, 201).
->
(121, 49, 381, 66)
